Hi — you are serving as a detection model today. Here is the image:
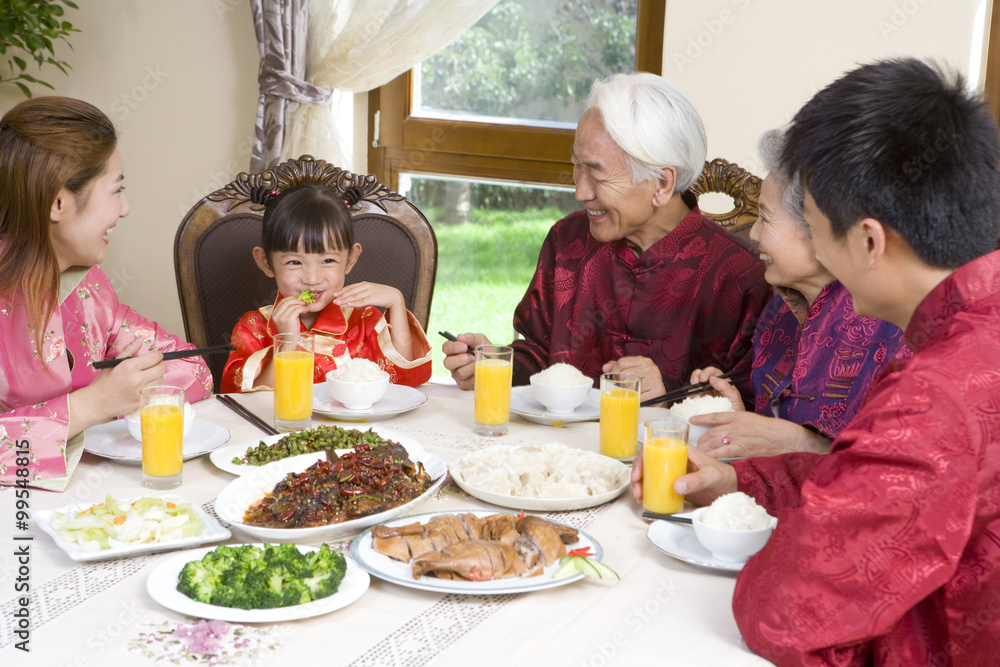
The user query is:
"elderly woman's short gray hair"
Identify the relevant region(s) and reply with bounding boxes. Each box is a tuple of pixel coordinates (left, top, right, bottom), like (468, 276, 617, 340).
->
(585, 72, 707, 192)
(758, 128, 806, 226)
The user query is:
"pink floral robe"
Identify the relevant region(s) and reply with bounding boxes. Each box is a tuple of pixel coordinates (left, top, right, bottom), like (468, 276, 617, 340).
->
(0, 266, 212, 490)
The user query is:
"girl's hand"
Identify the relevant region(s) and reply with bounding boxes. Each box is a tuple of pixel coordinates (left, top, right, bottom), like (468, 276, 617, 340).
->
(333, 282, 404, 311)
(689, 366, 723, 384)
(270, 295, 309, 335)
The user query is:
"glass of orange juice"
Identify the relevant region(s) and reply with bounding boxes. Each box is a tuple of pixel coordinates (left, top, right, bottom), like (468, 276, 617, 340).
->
(474, 345, 513, 436)
(274, 333, 314, 431)
(600, 373, 641, 459)
(642, 418, 690, 514)
(140, 385, 185, 489)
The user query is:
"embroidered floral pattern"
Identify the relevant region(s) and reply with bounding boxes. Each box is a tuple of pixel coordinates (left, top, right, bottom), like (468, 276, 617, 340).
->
(126, 619, 284, 665)
(45, 336, 66, 362)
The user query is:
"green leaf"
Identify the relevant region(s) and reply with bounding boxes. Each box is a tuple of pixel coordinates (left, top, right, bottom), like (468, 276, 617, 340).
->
(13, 56, 25, 70)
(15, 81, 31, 98)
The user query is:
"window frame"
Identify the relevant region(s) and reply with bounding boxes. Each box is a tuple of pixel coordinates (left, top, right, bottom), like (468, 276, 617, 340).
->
(367, 0, 665, 192)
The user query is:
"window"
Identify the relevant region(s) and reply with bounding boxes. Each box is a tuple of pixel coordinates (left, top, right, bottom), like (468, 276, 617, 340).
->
(368, 1, 665, 372)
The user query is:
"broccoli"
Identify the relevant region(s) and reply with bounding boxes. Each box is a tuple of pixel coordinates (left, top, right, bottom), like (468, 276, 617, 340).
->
(176, 543, 347, 610)
(297, 289, 317, 305)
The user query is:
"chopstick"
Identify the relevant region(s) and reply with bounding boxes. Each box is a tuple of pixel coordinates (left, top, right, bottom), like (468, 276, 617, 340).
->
(93, 344, 234, 370)
(640, 370, 745, 408)
(642, 511, 693, 524)
(438, 331, 475, 355)
(215, 394, 281, 436)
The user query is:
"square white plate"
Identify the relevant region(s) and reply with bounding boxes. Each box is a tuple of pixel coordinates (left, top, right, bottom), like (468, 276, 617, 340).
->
(33, 495, 231, 562)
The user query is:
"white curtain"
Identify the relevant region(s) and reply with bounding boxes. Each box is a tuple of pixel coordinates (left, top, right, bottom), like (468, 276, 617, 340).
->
(283, 0, 500, 170)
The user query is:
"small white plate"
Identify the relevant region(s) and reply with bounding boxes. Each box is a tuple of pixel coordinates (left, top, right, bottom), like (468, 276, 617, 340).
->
(351, 510, 603, 594)
(450, 447, 630, 512)
(214, 446, 447, 542)
(313, 383, 427, 421)
(84, 419, 231, 464)
(646, 516, 743, 573)
(510, 386, 600, 425)
(210, 425, 425, 476)
(146, 544, 370, 622)
(32, 495, 231, 562)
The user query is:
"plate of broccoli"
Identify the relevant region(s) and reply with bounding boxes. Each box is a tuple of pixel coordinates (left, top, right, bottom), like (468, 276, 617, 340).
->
(146, 543, 370, 621)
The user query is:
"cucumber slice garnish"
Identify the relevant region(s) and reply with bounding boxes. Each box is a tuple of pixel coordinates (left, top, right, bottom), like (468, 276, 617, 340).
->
(553, 558, 580, 579)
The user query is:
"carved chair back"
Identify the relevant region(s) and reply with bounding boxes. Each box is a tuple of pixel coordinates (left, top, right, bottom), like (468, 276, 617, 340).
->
(690, 158, 762, 241)
(174, 156, 437, 391)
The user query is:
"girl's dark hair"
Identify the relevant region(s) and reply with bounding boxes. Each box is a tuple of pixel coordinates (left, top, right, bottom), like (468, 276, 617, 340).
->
(252, 184, 364, 256)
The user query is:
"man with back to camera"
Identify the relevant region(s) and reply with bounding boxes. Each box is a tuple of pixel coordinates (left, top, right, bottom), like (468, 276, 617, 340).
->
(442, 72, 769, 402)
(635, 58, 1000, 664)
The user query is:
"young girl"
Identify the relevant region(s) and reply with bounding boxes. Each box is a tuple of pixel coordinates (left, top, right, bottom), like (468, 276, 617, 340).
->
(221, 184, 432, 392)
(0, 97, 213, 490)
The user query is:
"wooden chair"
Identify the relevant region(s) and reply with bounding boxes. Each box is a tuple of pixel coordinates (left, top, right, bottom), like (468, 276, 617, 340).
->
(174, 156, 437, 391)
(690, 157, 762, 240)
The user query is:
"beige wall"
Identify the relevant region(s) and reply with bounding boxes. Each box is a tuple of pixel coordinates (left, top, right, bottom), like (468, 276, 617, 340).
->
(0, 0, 990, 344)
(662, 0, 989, 177)
(0, 0, 259, 336)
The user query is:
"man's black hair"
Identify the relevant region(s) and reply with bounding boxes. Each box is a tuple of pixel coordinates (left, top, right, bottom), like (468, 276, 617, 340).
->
(781, 58, 1000, 268)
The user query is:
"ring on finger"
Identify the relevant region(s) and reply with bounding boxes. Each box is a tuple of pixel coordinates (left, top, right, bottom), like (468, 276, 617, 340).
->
(721, 435, 731, 445)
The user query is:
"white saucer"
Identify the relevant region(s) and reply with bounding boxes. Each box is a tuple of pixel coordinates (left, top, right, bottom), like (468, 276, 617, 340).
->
(313, 383, 427, 421)
(83, 419, 231, 464)
(509, 386, 600, 425)
(646, 516, 744, 572)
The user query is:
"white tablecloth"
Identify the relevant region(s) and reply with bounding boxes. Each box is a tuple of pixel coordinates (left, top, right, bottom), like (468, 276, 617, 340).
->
(0, 382, 772, 666)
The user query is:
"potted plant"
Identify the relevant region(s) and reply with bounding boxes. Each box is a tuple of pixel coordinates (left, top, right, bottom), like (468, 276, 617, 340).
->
(0, 0, 79, 98)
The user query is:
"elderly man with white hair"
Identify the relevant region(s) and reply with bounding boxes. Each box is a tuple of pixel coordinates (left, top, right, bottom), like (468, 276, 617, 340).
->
(443, 72, 769, 400)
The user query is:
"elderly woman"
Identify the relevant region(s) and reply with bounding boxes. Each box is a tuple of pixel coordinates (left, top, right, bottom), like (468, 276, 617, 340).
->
(443, 72, 769, 401)
(687, 129, 910, 459)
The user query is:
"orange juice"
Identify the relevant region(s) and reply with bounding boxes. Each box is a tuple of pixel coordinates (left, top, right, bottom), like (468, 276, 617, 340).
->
(643, 437, 689, 513)
(474, 358, 512, 425)
(600, 388, 640, 458)
(141, 404, 183, 478)
(274, 350, 313, 421)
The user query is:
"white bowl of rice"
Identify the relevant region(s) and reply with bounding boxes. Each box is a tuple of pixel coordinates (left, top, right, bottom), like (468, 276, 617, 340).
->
(692, 492, 776, 562)
(669, 395, 734, 446)
(325, 358, 390, 410)
(529, 363, 593, 414)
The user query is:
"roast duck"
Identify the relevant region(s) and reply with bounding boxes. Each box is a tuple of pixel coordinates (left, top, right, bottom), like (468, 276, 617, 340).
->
(372, 513, 580, 581)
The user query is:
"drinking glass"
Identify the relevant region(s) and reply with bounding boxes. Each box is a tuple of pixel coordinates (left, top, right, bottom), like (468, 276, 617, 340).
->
(274, 333, 314, 431)
(642, 418, 691, 514)
(474, 345, 513, 436)
(599, 373, 641, 459)
(140, 385, 184, 489)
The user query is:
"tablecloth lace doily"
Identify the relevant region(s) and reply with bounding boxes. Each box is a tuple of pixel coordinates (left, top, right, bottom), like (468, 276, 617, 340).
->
(3, 424, 618, 665)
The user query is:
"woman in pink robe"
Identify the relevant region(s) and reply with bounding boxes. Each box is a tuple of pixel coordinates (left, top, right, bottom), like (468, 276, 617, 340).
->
(0, 98, 211, 490)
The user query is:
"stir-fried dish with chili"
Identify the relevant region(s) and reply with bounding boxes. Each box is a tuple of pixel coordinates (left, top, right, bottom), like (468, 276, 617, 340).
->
(243, 441, 435, 528)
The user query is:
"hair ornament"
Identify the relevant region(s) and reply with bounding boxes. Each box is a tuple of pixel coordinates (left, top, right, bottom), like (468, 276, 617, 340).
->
(249, 185, 280, 206)
(341, 185, 364, 209)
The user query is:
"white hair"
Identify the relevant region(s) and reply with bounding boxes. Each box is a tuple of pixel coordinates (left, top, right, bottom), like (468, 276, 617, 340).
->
(585, 72, 707, 191)
(757, 128, 806, 226)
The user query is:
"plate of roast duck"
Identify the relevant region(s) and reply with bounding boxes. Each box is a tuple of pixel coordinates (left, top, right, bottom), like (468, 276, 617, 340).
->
(350, 510, 602, 594)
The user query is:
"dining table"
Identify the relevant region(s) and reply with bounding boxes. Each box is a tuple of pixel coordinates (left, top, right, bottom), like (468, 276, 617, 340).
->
(0, 380, 772, 667)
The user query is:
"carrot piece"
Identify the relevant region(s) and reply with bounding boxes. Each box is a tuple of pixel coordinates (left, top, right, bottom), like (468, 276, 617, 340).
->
(113, 514, 127, 525)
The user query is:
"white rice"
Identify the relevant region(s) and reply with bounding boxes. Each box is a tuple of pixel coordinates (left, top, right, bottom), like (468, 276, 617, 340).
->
(700, 492, 773, 531)
(451, 443, 628, 498)
(328, 358, 388, 382)
(670, 394, 733, 419)
(530, 363, 590, 386)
